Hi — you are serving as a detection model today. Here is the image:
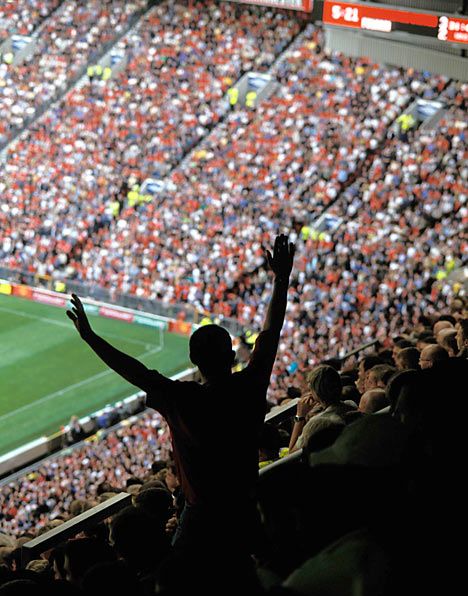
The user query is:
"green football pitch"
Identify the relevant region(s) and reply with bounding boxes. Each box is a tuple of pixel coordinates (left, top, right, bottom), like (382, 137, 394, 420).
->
(0, 294, 191, 456)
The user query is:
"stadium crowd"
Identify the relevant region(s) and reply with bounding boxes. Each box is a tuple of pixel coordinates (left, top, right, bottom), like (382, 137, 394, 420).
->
(0, 12, 465, 403)
(0, 3, 466, 591)
(0, 0, 148, 144)
(0, 309, 467, 593)
(0, 0, 61, 41)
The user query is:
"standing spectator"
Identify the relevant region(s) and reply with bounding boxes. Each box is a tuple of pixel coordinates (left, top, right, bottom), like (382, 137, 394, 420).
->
(66, 235, 295, 586)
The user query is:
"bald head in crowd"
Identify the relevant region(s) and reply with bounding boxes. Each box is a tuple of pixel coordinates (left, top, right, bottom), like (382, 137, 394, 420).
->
(419, 344, 449, 370)
(433, 320, 453, 337)
(359, 389, 388, 413)
(437, 328, 458, 357)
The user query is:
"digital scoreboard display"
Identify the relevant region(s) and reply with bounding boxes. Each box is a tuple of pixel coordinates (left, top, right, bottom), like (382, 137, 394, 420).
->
(323, 1, 468, 45)
(226, 1, 313, 11)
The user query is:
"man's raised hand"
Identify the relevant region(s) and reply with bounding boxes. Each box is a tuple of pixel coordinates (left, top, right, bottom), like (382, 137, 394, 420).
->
(265, 234, 295, 280)
(66, 294, 93, 340)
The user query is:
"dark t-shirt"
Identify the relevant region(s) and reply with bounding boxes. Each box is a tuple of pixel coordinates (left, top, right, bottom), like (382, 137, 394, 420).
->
(141, 331, 277, 506)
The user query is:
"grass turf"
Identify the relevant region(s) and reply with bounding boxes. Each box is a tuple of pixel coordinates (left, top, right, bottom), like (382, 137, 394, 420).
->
(0, 294, 191, 456)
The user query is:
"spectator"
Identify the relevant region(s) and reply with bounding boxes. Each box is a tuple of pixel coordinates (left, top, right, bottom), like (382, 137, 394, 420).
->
(433, 320, 454, 337)
(365, 364, 396, 391)
(437, 328, 458, 357)
(355, 356, 383, 394)
(289, 365, 356, 452)
(395, 347, 420, 371)
(66, 416, 85, 445)
(419, 345, 449, 369)
(62, 537, 116, 587)
(359, 389, 388, 413)
(66, 235, 294, 576)
(109, 506, 170, 583)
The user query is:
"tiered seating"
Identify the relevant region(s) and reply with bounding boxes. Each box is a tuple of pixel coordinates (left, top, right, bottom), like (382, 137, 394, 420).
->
(0, 0, 148, 144)
(0, 0, 61, 41)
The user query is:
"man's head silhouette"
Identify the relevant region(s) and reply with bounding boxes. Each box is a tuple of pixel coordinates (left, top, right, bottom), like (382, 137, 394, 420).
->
(189, 324, 235, 378)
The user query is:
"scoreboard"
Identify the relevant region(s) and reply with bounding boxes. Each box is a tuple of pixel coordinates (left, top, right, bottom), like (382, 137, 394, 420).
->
(322, 1, 468, 45)
(226, 1, 313, 11)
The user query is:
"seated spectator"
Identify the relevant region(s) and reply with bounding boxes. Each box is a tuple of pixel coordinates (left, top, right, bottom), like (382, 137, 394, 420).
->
(437, 328, 458, 357)
(419, 345, 449, 369)
(341, 384, 361, 406)
(359, 389, 388, 414)
(365, 364, 396, 391)
(395, 347, 420, 371)
(433, 320, 454, 337)
(66, 416, 86, 445)
(355, 356, 383, 394)
(63, 537, 116, 587)
(296, 414, 345, 453)
(385, 369, 419, 414)
(133, 487, 174, 529)
(392, 339, 413, 363)
(415, 333, 438, 351)
(109, 506, 171, 582)
(289, 365, 356, 453)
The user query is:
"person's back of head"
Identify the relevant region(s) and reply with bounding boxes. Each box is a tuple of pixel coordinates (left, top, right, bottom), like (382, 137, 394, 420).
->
(69, 499, 93, 517)
(189, 324, 235, 378)
(437, 314, 457, 326)
(109, 506, 169, 571)
(307, 365, 342, 407)
(396, 347, 420, 370)
(320, 357, 342, 371)
(393, 339, 413, 353)
(302, 415, 345, 453)
(377, 348, 394, 365)
(433, 319, 453, 336)
(63, 537, 116, 586)
(385, 369, 419, 414)
(341, 384, 361, 406)
(133, 487, 173, 527)
(359, 389, 388, 414)
(437, 328, 458, 357)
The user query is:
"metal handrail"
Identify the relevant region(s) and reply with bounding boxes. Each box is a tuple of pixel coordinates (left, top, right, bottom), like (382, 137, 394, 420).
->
(21, 492, 132, 566)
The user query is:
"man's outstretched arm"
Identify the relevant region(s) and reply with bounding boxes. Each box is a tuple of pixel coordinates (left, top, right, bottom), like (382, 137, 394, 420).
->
(248, 234, 295, 378)
(66, 294, 154, 392)
(262, 234, 295, 337)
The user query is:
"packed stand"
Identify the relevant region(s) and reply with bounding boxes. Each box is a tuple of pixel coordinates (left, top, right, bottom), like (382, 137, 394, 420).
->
(0, 0, 61, 41)
(0, 411, 172, 537)
(1, 305, 467, 594)
(0, 0, 300, 174)
(0, 14, 465, 407)
(0, 0, 147, 145)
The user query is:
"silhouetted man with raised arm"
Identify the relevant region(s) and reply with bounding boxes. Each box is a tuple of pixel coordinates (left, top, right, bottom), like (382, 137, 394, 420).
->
(67, 234, 294, 563)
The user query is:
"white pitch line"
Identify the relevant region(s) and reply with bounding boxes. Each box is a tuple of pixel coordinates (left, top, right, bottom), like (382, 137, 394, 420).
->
(0, 346, 162, 424)
(0, 304, 152, 348)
